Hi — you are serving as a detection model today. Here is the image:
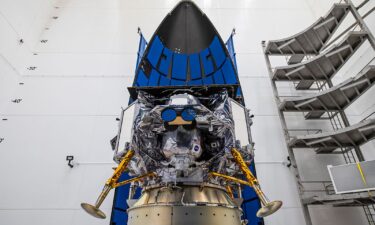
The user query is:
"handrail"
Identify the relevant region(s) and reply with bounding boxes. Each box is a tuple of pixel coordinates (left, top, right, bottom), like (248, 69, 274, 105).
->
(300, 180, 335, 195)
(321, 6, 375, 52)
(287, 128, 323, 135)
(361, 111, 375, 122)
(356, 0, 369, 10)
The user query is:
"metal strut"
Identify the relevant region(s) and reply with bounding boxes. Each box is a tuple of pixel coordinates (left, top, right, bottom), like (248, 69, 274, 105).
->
(210, 148, 283, 218)
(80, 150, 155, 219)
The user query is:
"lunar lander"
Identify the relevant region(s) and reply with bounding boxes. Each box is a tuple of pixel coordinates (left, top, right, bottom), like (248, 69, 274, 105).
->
(81, 1, 282, 224)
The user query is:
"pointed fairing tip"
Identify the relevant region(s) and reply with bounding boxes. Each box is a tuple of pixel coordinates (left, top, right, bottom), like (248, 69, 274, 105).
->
(156, 0, 219, 54)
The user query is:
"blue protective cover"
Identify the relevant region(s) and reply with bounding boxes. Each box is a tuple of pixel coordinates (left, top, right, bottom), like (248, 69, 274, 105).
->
(133, 34, 242, 100)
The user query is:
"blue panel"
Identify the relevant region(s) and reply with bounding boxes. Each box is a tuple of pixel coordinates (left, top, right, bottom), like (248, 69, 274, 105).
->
(136, 33, 148, 68)
(236, 87, 242, 97)
(189, 54, 201, 80)
(213, 70, 225, 84)
(159, 47, 173, 75)
(136, 69, 148, 86)
(210, 36, 226, 67)
(187, 79, 203, 85)
(171, 79, 186, 85)
(241, 184, 257, 203)
(139, 36, 147, 55)
(242, 199, 263, 225)
(111, 210, 127, 225)
(241, 163, 263, 225)
(159, 75, 171, 86)
(148, 69, 160, 86)
(225, 34, 238, 71)
(172, 53, 188, 80)
(200, 48, 214, 75)
(147, 36, 164, 67)
(111, 173, 131, 224)
(221, 58, 237, 84)
(203, 76, 214, 85)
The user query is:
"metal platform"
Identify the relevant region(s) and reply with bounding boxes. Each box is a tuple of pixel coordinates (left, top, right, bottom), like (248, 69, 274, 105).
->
(303, 191, 375, 206)
(279, 66, 375, 119)
(265, 3, 350, 55)
(263, 1, 375, 224)
(288, 119, 375, 153)
(273, 31, 368, 89)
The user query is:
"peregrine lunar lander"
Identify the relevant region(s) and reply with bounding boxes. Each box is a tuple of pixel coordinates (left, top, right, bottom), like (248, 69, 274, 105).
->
(81, 1, 282, 224)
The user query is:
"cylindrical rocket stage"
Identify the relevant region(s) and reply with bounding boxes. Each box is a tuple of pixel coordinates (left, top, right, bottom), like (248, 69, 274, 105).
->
(127, 184, 243, 225)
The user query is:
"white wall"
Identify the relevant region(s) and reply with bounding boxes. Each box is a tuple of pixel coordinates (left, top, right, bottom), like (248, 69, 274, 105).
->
(0, 0, 374, 225)
(0, 56, 18, 111)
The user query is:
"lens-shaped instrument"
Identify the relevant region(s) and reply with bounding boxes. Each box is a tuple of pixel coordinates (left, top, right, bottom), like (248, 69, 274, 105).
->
(161, 108, 177, 122)
(161, 107, 196, 122)
(181, 108, 196, 121)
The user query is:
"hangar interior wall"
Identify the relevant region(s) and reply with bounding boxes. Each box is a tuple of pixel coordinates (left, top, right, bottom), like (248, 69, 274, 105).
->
(0, 0, 374, 225)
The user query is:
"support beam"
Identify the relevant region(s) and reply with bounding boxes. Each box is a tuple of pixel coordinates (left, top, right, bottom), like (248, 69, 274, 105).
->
(262, 41, 313, 225)
(345, 0, 375, 50)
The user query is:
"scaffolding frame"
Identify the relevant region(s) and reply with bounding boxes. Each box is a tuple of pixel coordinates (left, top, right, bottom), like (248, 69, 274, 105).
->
(262, 0, 375, 224)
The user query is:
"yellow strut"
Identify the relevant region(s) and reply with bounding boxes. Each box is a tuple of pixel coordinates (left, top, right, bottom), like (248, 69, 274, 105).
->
(356, 162, 372, 197)
(226, 185, 234, 199)
(230, 148, 270, 207)
(209, 172, 242, 199)
(81, 150, 157, 219)
(230, 148, 258, 186)
(106, 150, 135, 188)
(211, 148, 283, 218)
(356, 162, 368, 187)
(113, 172, 156, 188)
(209, 172, 251, 186)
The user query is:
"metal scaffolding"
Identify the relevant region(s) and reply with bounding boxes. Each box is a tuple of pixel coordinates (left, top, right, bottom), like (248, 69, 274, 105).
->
(262, 0, 375, 224)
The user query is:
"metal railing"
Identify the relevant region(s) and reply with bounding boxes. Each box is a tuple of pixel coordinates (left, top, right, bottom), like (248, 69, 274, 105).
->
(301, 180, 336, 195)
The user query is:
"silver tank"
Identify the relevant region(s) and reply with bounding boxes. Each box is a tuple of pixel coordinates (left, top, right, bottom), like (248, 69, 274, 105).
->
(127, 184, 243, 225)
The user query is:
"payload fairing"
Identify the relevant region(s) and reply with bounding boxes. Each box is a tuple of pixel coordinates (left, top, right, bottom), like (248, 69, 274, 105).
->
(81, 1, 282, 225)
